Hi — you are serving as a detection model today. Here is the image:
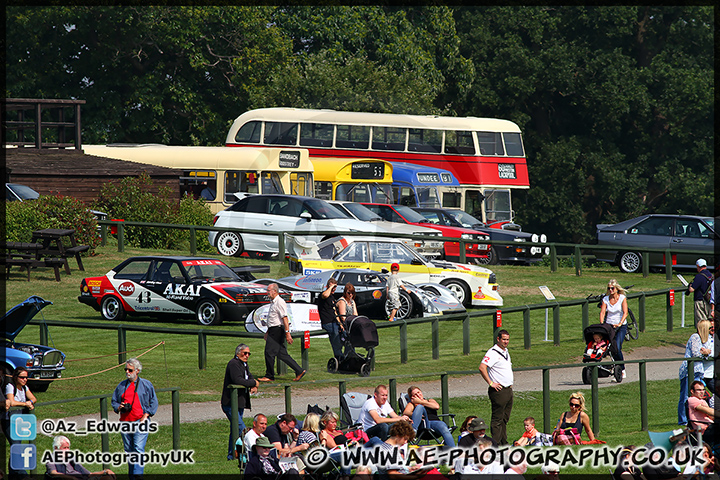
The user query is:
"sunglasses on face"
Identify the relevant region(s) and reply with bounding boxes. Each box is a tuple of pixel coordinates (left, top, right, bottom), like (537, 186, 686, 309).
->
(607, 286, 616, 290)
(240, 351, 251, 356)
(569, 403, 581, 407)
(17, 376, 28, 379)
(125, 368, 134, 372)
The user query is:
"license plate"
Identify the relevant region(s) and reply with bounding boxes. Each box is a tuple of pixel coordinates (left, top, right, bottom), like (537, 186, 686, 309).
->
(39, 371, 55, 378)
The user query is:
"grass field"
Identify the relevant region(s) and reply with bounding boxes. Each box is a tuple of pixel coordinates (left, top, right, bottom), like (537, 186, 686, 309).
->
(4, 244, 695, 475)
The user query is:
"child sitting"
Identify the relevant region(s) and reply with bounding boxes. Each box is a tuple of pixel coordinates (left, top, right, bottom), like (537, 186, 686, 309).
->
(585, 333, 609, 360)
(514, 417, 544, 446)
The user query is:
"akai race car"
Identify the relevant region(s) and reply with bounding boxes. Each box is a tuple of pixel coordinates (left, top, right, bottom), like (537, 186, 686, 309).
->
(287, 235, 503, 307)
(78, 256, 289, 325)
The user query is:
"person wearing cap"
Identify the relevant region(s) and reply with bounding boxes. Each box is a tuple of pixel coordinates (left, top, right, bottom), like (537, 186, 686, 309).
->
(457, 417, 498, 448)
(686, 258, 713, 326)
(479, 329, 514, 445)
(387, 263, 409, 322)
(243, 436, 300, 477)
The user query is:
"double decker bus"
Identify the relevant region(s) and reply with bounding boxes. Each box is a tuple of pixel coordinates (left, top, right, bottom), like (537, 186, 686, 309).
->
(311, 157, 393, 203)
(83, 144, 314, 213)
(225, 107, 528, 224)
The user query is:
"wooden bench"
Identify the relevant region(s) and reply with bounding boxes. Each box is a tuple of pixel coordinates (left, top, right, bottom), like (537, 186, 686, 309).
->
(64, 244, 91, 271)
(3, 257, 65, 282)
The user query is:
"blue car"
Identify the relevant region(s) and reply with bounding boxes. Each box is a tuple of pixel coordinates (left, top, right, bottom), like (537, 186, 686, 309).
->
(2, 296, 66, 392)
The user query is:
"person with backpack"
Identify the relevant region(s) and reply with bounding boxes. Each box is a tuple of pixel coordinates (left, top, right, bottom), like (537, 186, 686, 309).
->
(686, 258, 713, 326)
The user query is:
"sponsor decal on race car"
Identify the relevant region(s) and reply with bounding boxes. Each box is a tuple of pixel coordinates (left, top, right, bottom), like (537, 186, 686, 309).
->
(373, 290, 383, 299)
(181, 259, 225, 266)
(117, 283, 136, 296)
(303, 269, 322, 275)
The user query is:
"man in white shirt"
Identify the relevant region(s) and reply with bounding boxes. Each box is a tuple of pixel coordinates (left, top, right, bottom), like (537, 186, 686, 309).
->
(478, 329, 514, 445)
(243, 413, 268, 456)
(358, 385, 409, 441)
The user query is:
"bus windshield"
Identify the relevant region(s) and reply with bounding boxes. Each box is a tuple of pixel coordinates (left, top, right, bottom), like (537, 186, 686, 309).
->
(336, 183, 393, 203)
(416, 186, 440, 207)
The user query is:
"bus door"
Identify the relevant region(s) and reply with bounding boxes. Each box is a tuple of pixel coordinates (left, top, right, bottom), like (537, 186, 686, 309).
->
(290, 172, 313, 196)
(483, 189, 513, 223)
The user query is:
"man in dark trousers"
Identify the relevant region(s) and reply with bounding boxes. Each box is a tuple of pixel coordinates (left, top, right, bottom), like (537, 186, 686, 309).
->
(258, 283, 306, 382)
(479, 329, 514, 445)
(686, 258, 713, 325)
(221, 344, 258, 461)
(317, 277, 344, 360)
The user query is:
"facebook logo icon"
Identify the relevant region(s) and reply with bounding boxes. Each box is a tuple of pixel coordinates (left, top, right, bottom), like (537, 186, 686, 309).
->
(10, 414, 36, 440)
(10, 444, 37, 470)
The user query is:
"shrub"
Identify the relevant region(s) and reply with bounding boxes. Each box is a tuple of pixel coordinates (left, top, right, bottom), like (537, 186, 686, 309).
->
(5, 195, 101, 251)
(93, 173, 214, 251)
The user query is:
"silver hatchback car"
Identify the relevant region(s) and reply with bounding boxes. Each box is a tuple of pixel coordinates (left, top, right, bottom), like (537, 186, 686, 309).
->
(595, 214, 716, 273)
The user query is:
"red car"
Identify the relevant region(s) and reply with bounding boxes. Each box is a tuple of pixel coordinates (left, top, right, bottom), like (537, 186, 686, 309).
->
(360, 203, 490, 262)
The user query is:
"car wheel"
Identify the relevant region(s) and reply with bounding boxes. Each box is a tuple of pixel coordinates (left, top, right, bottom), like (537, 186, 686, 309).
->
(440, 279, 471, 307)
(476, 246, 498, 265)
(384, 290, 414, 320)
(581, 367, 592, 385)
(216, 232, 243, 257)
(360, 363, 372, 377)
(327, 357, 339, 373)
(101, 295, 126, 321)
(618, 251, 641, 274)
(196, 299, 223, 326)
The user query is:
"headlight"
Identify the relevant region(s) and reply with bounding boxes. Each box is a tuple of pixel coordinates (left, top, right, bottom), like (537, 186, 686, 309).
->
(540, 234, 547, 243)
(461, 234, 472, 239)
(513, 238, 525, 242)
(545, 247, 551, 255)
(489, 273, 497, 284)
(531, 234, 539, 243)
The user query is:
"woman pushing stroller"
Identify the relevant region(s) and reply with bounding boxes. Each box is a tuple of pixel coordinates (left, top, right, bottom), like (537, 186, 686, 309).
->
(600, 279, 629, 379)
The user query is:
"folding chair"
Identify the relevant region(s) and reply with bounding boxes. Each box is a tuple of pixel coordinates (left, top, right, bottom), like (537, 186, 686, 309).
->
(235, 427, 250, 472)
(340, 391, 370, 429)
(398, 393, 457, 446)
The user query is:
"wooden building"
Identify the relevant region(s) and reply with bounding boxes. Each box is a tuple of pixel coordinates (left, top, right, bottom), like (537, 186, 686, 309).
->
(5, 148, 181, 204)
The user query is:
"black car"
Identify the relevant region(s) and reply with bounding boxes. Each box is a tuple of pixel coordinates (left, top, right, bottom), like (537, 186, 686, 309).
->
(2, 296, 66, 392)
(412, 207, 548, 265)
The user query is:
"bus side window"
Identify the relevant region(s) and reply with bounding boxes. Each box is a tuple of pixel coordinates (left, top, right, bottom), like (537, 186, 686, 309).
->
(408, 128, 442, 153)
(444, 130, 475, 155)
(264, 122, 298, 146)
(503, 132, 524, 157)
(299, 123, 334, 147)
(224, 171, 240, 203)
(336, 125, 370, 149)
(235, 121, 262, 143)
(478, 132, 505, 156)
(371, 127, 406, 151)
(442, 192, 461, 208)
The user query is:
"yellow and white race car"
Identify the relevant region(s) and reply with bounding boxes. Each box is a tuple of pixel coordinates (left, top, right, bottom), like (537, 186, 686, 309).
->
(287, 235, 502, 307)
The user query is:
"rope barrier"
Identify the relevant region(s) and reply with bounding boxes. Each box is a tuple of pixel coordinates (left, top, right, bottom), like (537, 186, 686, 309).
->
(6, 341, 165, 382)
(63, 341, 165, 362)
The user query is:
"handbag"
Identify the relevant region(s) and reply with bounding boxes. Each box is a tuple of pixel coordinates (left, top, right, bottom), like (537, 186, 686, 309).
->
(553, 427, 581, 445)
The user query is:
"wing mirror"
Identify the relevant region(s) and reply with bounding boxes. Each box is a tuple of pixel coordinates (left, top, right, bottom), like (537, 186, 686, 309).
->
(300, 212, 312, 221)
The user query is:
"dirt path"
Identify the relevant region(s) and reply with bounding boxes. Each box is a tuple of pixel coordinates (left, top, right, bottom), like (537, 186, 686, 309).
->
(48, 343, 684, 429)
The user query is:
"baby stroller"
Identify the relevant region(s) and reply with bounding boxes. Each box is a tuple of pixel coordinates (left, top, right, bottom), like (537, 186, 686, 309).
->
(327, 314, 378, 377)
(581, 323, 623, 384)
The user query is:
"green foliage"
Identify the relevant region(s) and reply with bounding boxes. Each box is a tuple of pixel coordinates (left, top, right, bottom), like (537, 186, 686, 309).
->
(5, 196, 101, 251)
(92, 174, 214, 251)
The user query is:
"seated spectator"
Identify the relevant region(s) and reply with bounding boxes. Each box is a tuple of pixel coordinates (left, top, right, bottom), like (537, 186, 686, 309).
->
(455, 437, 503, 475)
(46, 435, 116, 479)
(688, 380, 715, 434)
(458, 415, 477, 440)
(265, 413, 305, 456)
(358, 384, 409, 441)
(552, 392, 597, 444)
(244, 413, 268, 457)
(376, 421, 435, 479)
(514, 416, 548, 446)
(458, 417, 498, 448)
(319, 411, 349, 448)
(612, 446, 643, 480)
(244, 436, 300, 478)
(295, 412, 320, 452)
(402, 385, 455, 447)
(682, 441, 715, 476)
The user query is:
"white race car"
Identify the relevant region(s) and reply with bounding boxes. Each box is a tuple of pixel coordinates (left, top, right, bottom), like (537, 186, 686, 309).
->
(286, 235, 502, 307)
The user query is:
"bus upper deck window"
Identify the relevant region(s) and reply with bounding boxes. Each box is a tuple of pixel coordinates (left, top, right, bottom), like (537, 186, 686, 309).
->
(299, 123, 334, 147)
(503, 132, 524, 157)
(264, 122, 298, 146)
(408, 129, 442, 153)
(336, 125, 370, 149)
(477, 132, 505, 156)
(235, 121, 261, 143)
(371, 127, 406, 151)
(444, 130, 475, 155)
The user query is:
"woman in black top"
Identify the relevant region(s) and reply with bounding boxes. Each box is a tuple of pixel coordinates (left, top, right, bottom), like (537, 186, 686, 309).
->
(552, 391, 596, 442)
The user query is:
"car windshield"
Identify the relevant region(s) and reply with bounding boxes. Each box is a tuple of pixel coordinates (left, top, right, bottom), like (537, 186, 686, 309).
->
(7, 183, 40, 201)
(393, 205, 430, 223)
(706, 218, 714, 231)
(343, 203, 383, 221)
(303, 199, 346, 219)
(448, 210, 485, 229)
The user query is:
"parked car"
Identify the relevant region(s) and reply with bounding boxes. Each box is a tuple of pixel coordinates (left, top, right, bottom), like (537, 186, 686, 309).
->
(360, 203, 491, 263)
(78, 256, 290, 325)
(254, 268, 465, 321)
(6, 183, 40, 201)
(286, 235, 502, 307)
(328, 201, 444, 258)
(595, 214, 716, 273)
(2, 296, 65, 392)
(412, 207, 548, 265)
(209, 194, 384, 258)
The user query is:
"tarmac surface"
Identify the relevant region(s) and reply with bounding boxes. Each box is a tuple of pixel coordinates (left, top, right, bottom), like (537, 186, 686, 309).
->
(48, 343, 685, 430)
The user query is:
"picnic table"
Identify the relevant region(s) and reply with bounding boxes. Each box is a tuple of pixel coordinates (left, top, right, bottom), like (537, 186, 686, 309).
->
(31, 228, 90, 273)
(1, 241, 65, 281)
